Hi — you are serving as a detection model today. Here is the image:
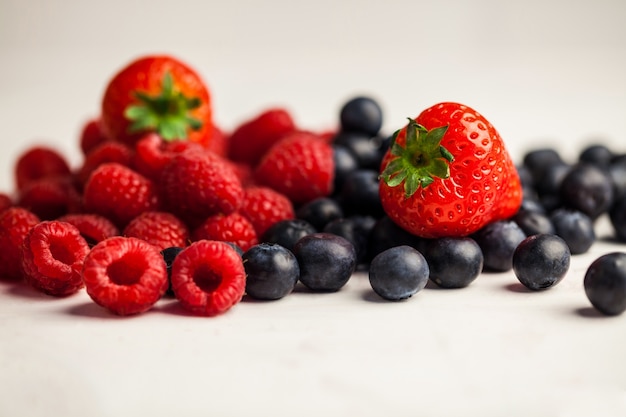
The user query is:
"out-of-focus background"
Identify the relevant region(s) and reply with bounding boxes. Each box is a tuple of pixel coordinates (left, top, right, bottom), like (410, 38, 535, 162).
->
(1, 0, 625, 193)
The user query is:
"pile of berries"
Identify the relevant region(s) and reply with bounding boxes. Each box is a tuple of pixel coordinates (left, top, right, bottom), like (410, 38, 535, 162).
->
(1, 54, 626, 318)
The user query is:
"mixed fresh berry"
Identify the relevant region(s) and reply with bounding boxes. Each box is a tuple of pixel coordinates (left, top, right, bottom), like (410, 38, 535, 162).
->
(2, 53, 626, 317)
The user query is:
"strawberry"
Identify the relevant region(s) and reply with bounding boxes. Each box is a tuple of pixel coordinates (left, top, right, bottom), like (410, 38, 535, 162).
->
(255, 132, 335, 205)
(101, 55, 213, 147)
(227, 108, 296, 166)
(379, 102, 522, 238)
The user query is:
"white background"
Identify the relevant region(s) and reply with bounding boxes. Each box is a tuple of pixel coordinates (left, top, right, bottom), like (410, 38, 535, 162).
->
(1, 1, 626, 416)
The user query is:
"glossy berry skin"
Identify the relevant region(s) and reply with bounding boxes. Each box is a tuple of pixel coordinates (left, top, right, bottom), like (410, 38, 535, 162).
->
(339, 96, 383, 136)
(472, 220, 526, 272)
(369, 245, 429, 301)
(584, 252, 626, 316)
(261, 219, 317, 252)
(0, 207, 40, 281)
(367, 216, 426, 262)
(512, 209, 556, 236)
(559, 163, 614, 220)
(101, 55, 213, 147)
(610, 195, 626, 242)
(295, 197, 344, 231)
(255, 132, 335, 205)
(293, 233, 356, 292)
(379, 102, 522, 238)
(424, 237, 483, 288)
(323, 216, 376, 265)
(171, 240, 246, 316)
(512, 234, 571, 291)
(21, 221, 91, 296)
(243, 243, 300, 300)
(82, 236, 168, 315)
(550, 208, 595, 255)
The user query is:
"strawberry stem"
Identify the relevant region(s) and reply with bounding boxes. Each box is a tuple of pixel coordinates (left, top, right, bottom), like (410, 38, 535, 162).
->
(380, 118, 453, 198)
(124, 72, 203, 141)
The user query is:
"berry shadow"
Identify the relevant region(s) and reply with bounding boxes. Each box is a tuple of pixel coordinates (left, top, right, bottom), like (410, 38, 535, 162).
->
(66, 302, 126, 319)
(573, 306, 615, 319)
(6, 282, 63, 300)
(503, 282, 534, 293)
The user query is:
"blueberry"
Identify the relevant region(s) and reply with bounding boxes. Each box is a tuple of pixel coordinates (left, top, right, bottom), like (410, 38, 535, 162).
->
(367, 216, 426, 261)
(339, 96, 383, 136)
(472, 220, 526, 272)
(610, 195, 626, 242)
(369, 245, 429, 301)
(579, 144, 614, 168)
(293, 233, 356, 292)
(243, 243, 300, 300)
(535, 163, 570, 211)
(512, 209, 555, 236)
(332, 144, 359, 191)
(550, 208, 595, 255)
(512, 234, 571, 291)
(522, 148, 566, 183)
(295, 197, 344, 231)
(608, 158, 626, 200)
(160, 246, 184, 295)
(322, 215, 376, 264)
(560, 163, 614, 220)
(584, 252, 626, 316)
(333, 131, 383, 170)
(261, 219, 317, 252)
(423, 237, 483, 288)
(337, 169, 385, 218)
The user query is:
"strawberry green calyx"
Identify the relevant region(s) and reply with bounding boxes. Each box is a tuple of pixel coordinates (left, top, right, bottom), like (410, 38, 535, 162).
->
(380, 118, 453, 198)
(125, 72, 203, 141)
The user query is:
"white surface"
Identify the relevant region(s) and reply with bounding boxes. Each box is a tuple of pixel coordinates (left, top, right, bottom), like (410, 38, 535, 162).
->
(1, 1, 626, 416)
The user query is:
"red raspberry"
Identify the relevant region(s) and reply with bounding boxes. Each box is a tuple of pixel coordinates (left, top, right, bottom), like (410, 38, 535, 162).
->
(132, 133, 204, 180)
(123, 211, 189, 250)
(0, 193, 13, 213)
(255, 132, 335, 205)
(171, 240, 245, 316)
(83, 162, 161, 228)
(82, 236, 168, 315)
(227, 108, 296, 166)
(239, 186, 295, 237)
(17, 177, 82, 220)
(15, 146, 72, 190)
(206, 125, 229, 157)
(191, 212, 258, 251)
(0, 207, 40, 281)
(57, 213, 120, 246)
(21, 220, 90, 296)
(79, 118, 109, 156)
(77, 141, 134, 186)
(160, 150, 243, 223)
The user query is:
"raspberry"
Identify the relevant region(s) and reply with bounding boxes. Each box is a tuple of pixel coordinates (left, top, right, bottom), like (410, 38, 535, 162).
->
(227, 108, 296, 166)
(57, 213, 120, 246)
(17, 177, 82, 220)
(0, 207, 41, 280)
(77, 141, 134, 187)
(159, 150, 243, 223)
(21, 220, 90, 296)
(15, 146, 72, 190)
(206, 125, 229, 157)
(83, 162, 160, 228)
(171, 240, 246, 316)
(132, 133, 203, 180)
(82, 236, 168, 315)
(0, 193, 12, 213)
(123, 211, 189, 250)
(79, 118, 109, 156)
(239, 186, 295, 237)
(191, 212, 258, 251)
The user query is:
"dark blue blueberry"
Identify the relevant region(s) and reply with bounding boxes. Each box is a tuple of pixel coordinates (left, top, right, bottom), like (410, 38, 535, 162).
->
(261, 219, 317, 252)
(610, 195, 626, 242)
(332, 144, 359, 191)
(584, 252, 626, 316)
(295, 197, 344, 231)
(535, 164, 571, 212)
(293, 233, 356, 292)
(333, 131, 383, 170)
(323, 215, 376, 265)
(337, 169, 385, 218)
(512, 234, 571, 291)
(608, 158, 626, 200)
(368, 245, 429, 301)
(560, 163, 614, 220)
(243, 243, 300, 300)
(339, 96, 383, 137)
(223, 241, 244, 256)
(550, 208, 595, 255)
(516, 165, 534, 190)
(423, 237, 483, 288)
(519, 198, 546, 215)
(579, 143, 614, 168)
(472, 220, 526, 272)
(522, 148, 566, 183)
(512, 209, 555, 236)
(367, 216, 426, 262)
(160, 246, 184, 296)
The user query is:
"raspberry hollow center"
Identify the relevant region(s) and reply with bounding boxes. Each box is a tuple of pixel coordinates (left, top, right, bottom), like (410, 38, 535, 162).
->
(49, 239, 76, 265)
(107, 254, 145, 286)
(193, 264, 222, 293)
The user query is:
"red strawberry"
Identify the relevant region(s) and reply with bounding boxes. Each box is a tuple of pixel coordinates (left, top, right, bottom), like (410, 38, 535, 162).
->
(191, 212, 258, 251)
(239, 186, 295, 237)
(15, 146, 72, 191)
(101, 55, 213, 147)
(0, 207, 40, 281)
(83, 162, 160, 228)
(57, 213, 120, 246)
(255, 132, 335, 205)
(227, 108, 296, 166)
(379, 102, 523, 238)
(170, 240, 246, 316)
(123, 211, 189, 250)
(79, 118, 109, 156)
(159, 150, 243, 224)
(77, 141, 134, 187)
(82, 236, 168, 315)
(21, 220, 90, 296)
